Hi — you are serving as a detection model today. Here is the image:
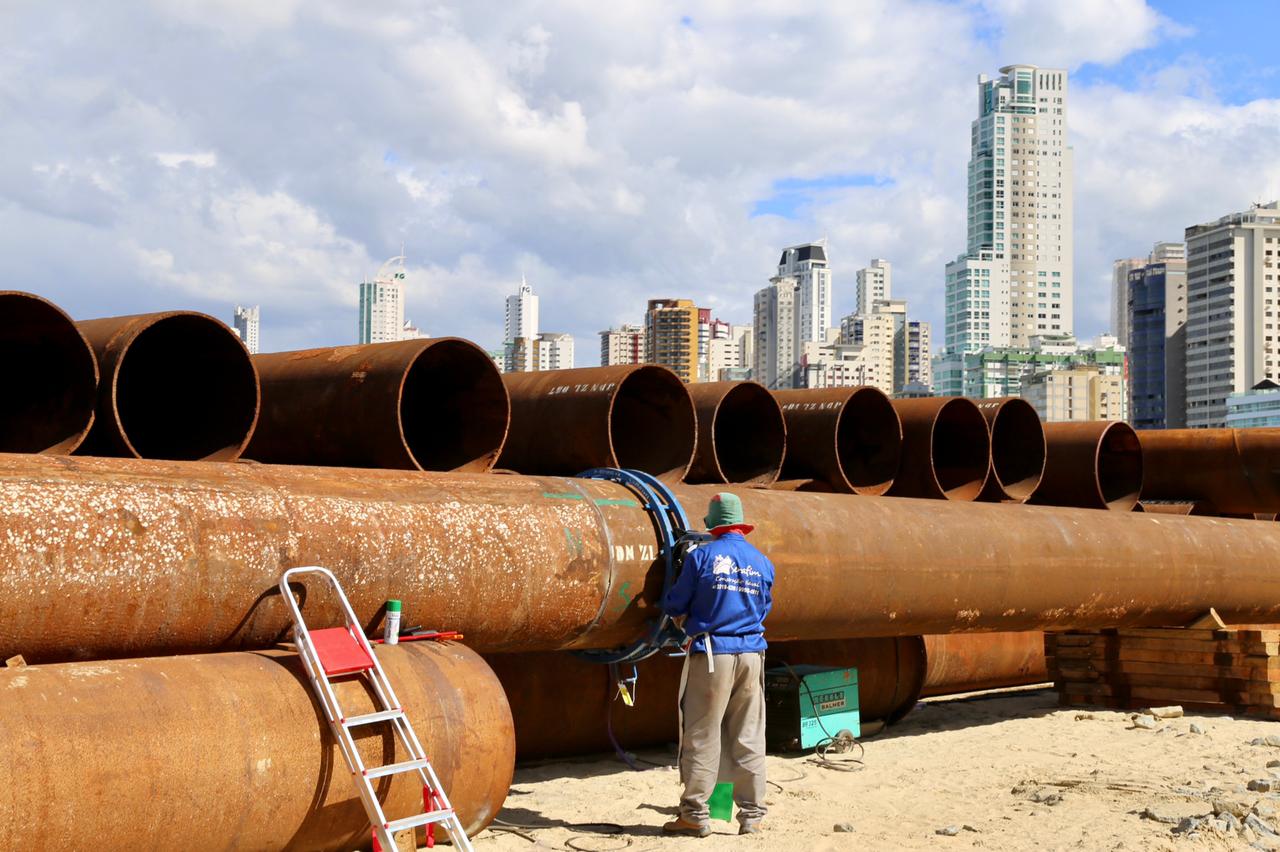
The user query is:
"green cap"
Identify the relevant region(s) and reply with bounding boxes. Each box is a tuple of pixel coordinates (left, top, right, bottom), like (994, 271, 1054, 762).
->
(704, 492, 745, 530)
(386, 599, 402, 613)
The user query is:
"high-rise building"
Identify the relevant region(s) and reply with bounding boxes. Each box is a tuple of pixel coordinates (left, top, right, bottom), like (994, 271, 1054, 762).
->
(599, 323, 646, 366)
(401, 319, 425, 340)
(836, 310, 894, 394)
(645, 298, 700, 382)
(1127, 242, 1187, 429)
(1185, 202, 1280, 428)
(944, 64, 1073, 355)
(1110, 257, 1146, 346)
(1226, 380, 1280, 428)
(753, 278, 797, 389)
(503, 276, 540, 372)
(934, 334, 1125, 399)
(358, 254, 408, 344)
(855, 259, 891, 316)
(906, 320, 932, 392)
(534, 332, 574, 371)
(232, 305, 260, 354)
(754, 242, 830, 389)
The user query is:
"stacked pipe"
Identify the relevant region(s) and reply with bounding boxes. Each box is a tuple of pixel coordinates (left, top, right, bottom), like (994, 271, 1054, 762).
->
(12, 290, 1280, 847)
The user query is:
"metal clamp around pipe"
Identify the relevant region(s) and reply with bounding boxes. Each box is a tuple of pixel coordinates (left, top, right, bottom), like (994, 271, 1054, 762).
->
(573, 467, 694, 665)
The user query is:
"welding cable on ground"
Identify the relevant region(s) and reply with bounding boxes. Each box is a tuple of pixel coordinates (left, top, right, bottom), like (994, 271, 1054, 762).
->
(774, 660, 867, 773)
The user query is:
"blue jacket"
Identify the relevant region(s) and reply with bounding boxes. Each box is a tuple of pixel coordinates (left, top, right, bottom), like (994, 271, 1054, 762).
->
(661, 532, 774, 654)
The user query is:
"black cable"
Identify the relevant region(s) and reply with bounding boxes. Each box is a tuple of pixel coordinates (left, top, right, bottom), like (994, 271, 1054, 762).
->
(777, 660, 867, 772)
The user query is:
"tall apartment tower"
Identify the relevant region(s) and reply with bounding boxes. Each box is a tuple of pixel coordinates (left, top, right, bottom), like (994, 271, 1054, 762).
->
(1127, 242, 1187, 429)
(779, 242, 832, 347)
(358, 254, 408, 344)
(906, 320, 932, 391)
(232, 305, 260, 354)
(856, 259, 891, 316)
(753, 278, 797, 389)
(503, 275, 539, 372)
(599, 323, 646, 366)
(1185, 202, 1280, 428)
(645, 298, 700, 382)
(1110, 257, 1146, 346)
(945, 64, 1073, 354)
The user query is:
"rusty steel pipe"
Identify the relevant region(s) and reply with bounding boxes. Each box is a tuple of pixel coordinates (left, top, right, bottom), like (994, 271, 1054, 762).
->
(1139, 428, 1280, 515)
(973, 398, 1046, 503)
(498, 365, 696, 479)
(886, 397, 990, 501)
(920, 632, 1049, 697)
(684, 381, 785, 485)
(772, 387, 902, 494)
(75, 311, 259, 460)
(0, 291, 98, 454)
(1030, 421, 1142, 511)
(11, 454, 1280, 662)
(245, 339, 509, 472)
(0, 642, 513, 850)
(488, 638, 926, 760)
(1139, 501, 1208, 516)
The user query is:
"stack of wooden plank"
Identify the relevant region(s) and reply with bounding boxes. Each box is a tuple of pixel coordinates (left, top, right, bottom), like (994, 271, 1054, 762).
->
(1047, 626, 1280, 719)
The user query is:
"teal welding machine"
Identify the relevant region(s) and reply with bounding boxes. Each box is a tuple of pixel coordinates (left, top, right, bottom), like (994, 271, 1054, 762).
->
(764, 665, 860, 752)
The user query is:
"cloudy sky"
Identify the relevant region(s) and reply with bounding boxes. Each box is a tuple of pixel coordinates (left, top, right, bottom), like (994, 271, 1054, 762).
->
(4, 0, 1279, 360)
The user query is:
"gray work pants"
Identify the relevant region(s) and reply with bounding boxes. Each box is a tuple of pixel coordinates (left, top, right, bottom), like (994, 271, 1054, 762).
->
(678, 651, 767, 826)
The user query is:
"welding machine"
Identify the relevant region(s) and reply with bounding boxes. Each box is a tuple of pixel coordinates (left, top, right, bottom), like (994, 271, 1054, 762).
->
(764, 665, 859, 752)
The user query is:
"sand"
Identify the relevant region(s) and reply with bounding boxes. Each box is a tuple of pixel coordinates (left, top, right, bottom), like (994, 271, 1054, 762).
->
(466, 686, 1280, 852)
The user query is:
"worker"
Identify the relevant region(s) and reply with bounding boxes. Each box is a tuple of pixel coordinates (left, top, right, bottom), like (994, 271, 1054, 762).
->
(660, 492, 775, 838)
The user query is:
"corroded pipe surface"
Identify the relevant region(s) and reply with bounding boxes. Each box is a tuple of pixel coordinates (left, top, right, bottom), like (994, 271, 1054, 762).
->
(887, 397, 990, 501)
(973, 398, 1045, 503)
(1139, 501, 1208, 516)
(772, 387, 902, 495)
(685, 381, 785, 485)
(498, 365, 696, 479)
(0, 291, 98, 454)
(9, 454, 1280, 662)
(488, 638, 926, 759)
(1139, 428, 1280, 515)
(0, 642, 513, 850)
(920, 632, 1048, 697)
(75, 312, 259, 460)
(1031, 421, 1142, 511)
(246, 338, 508, 472)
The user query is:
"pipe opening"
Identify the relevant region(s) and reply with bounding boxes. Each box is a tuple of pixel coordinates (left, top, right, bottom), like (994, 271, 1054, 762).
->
(401, 340, 509, 472)
(835, 388, 902, 495)
(711, 384, 785, 484)
(0, 293, 97, 454)
(990, 400, 1045, 501)
(115, 315, 258, 460)
(1097, 423, 1143, 511)
(930, 399, 990, 501)
(610, 367, 696, 478)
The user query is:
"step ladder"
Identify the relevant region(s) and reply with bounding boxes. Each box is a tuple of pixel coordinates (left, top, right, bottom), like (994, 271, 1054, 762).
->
(279, 566, 474, 852)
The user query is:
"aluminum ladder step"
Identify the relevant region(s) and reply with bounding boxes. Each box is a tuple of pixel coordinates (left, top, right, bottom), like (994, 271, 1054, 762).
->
(383, 809, 456, 834)
(364, 758, 430, 779)
(343, 708, 403, 727)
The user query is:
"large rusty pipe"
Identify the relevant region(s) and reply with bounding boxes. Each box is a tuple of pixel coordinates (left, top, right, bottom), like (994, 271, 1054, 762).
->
(10, 454, 1280, 663)
(0, 291, 98, 454)
(772, 387, 902, 494)
(920, 632, 1048, 697)
(973, 398, 1045, 503)
(1031, 421, 1143, 511)
(75, 312, 259, 460)
(684, 381, 785, 485)
(887, 397, 991, 500)
(0, 642, 514, 849)
(1139, 428, 1280, 515)
(498, 365, 696, 479)
(488, 638, 926, 760)
(245, 339, 509, 472)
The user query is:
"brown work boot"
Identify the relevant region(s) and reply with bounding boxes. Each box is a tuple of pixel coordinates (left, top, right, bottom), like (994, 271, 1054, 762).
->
(662, 816, 711, 838)
(739, 822, 762, 835)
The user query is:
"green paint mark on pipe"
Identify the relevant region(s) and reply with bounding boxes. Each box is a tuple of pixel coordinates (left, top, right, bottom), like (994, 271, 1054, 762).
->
(542, 492, 584, 501)
(594, 498, 640, 508)
(614, 580, 633, 612)
(563, 527, 584, 558)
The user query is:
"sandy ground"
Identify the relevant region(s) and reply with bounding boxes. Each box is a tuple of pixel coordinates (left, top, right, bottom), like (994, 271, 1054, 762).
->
(465, 686, 1280, 852)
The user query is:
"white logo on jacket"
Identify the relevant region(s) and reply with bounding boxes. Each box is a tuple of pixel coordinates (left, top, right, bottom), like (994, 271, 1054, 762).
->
(712, 554, 735, 576)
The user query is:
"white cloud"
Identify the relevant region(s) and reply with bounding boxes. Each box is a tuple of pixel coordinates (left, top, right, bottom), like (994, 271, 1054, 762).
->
(0, 0, 1274, 366)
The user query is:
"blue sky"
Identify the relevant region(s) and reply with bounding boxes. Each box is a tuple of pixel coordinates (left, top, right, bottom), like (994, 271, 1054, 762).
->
(2, 0, 1279, 361)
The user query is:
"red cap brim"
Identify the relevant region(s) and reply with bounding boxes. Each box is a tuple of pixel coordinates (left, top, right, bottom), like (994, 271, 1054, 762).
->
(709, 523, 754, 536)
